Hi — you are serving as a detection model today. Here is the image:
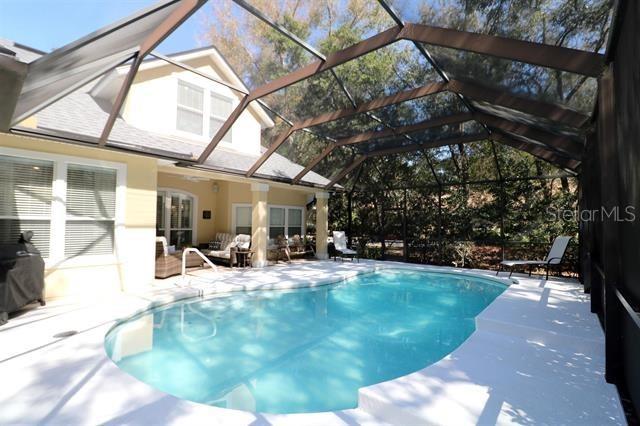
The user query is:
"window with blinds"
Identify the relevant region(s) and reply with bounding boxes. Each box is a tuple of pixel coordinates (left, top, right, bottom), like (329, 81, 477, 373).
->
(235, 206, 252, 235)
(269, 207, 285, 239)
(0, 155, 53, 257)
(287, 208, 302, 237)
(177, 81, 204, 135)
(209, 93, 233, 142)
(65, 164, 116, 258)
(268, 206, 304, 239)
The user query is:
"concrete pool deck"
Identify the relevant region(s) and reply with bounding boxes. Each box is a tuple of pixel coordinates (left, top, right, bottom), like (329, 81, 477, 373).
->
(0, 261, 625, 425)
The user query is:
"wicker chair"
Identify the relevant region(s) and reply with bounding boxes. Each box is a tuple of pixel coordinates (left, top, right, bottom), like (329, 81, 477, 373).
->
(289, 235, 314, 257)
(155, 237, 202, 279)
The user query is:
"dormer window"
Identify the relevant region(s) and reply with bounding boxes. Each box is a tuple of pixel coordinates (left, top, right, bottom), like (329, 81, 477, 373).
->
(176, 81, 204, 135)
(210, 93, 233, 142)
(176, 80, 233, 143)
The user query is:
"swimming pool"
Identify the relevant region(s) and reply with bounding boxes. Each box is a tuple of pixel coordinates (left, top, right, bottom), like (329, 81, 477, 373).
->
(105, 269, 506, 414)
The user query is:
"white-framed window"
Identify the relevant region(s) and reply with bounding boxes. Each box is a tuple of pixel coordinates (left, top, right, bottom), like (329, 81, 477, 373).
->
(176, 80, 204, 135)
(232, 204, 252, 235)
(268, 206, 305, 239)
(0, 148, 126, 264)
(65, 164, 117, 258)
(209, 92, 233, 142)
(176, 79, 233, 143)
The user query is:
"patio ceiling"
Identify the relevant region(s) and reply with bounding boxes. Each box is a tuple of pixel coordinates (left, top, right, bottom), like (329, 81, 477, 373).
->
(0, 0, 613, 190)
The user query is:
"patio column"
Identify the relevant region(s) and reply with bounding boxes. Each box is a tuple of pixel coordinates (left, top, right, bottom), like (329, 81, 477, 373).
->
(251, 183, 269, 268)
(316, 192, 330, 260)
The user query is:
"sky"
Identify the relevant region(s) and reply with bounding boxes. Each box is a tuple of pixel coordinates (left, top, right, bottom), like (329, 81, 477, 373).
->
(0, 0, 208, 54)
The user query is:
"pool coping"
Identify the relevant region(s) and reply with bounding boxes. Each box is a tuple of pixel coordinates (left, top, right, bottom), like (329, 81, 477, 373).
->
(101, 264, 517, 421)
(107, 263, 514, 334)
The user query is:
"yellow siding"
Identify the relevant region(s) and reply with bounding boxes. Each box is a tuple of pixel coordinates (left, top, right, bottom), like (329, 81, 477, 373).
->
(122, 57, 264, 156)
(0, 133, 157, 299)
(268, 186, 309, 206)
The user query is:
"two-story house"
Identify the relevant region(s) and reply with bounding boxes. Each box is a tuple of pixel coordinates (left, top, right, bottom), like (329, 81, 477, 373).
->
(0, 39, 332, 299)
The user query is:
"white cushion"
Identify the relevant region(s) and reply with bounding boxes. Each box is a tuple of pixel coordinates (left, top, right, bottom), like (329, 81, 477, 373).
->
(338, 248, 357, 255)
(235, 234, 251, 250)
(208, 250, 230, 259)
(333, 231, 347, 251)
(500, 260, 544, 266)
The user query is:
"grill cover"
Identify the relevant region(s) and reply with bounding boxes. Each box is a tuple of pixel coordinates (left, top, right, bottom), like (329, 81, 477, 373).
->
(0, 234, 45, 325)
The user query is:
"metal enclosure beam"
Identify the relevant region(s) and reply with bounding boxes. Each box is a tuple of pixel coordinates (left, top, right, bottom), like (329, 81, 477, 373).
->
(489, 132, 580, 170)
(325, 133, 486, 189)
(0, 55, 27, 131)
(474, 112, 584, 159)
(292, 112, 472, 184)
(149, 51, 248, 94)
(448, 79, 589, 128)
(366, 133, 485, 158)
(401, 23, 604, 77)
(245, 81, 449, 175)
(325, 156, 368, 189)
(10, 0, 194, 126)
(197, 26, 406, 164)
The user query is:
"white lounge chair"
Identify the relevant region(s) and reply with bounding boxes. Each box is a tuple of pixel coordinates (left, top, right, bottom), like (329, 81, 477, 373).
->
(332, 231, 359, 262)
(497, 236, 572, 279)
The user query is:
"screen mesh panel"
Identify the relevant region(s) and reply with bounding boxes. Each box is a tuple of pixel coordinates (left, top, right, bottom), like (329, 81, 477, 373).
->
(13, 1, 185, 123)
(424, 45, 598, 114)
(389, 0, 611, 52)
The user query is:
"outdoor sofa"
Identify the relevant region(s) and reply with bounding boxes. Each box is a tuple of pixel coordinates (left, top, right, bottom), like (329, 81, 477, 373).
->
(204, 233, 251, 267)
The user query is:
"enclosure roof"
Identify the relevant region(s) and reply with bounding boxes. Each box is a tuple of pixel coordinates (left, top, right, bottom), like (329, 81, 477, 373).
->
(0, 0, 616, 190)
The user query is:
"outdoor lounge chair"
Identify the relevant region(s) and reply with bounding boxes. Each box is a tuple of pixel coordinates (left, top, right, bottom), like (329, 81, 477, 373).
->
(496, 236, 572, 279)
(332, 231, 359, 262)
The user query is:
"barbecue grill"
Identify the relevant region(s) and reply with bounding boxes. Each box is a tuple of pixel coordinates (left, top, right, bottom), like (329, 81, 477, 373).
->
(0, 231, 45, 326)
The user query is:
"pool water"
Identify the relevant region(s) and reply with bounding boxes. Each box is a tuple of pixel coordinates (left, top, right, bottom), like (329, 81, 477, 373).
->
(105, 269, 506, 414)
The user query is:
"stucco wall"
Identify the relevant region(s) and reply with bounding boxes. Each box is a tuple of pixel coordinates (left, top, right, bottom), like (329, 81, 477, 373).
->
(0, 133, 157, 299)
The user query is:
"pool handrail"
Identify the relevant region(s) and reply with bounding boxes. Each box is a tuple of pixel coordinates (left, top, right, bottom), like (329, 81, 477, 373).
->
(182, 247, 218, 277)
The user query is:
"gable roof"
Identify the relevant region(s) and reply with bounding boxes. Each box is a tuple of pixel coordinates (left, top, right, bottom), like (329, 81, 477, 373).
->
(0, 37, 331, 188)
(29, 82, 329, 187)
(0, 38, 46, 64)
(114, 46, 275, 129)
